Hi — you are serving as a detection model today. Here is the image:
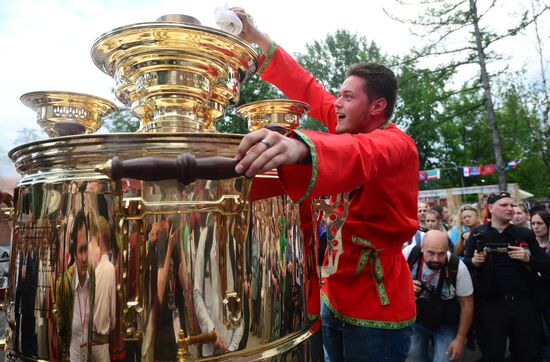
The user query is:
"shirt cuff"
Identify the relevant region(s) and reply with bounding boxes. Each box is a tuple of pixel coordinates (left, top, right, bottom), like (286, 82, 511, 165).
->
(258, 41, 277, 75)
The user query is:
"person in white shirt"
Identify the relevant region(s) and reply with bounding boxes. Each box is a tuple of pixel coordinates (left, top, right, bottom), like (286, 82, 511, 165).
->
(91, 216, 116, 361)
(403, 230, 474, 362)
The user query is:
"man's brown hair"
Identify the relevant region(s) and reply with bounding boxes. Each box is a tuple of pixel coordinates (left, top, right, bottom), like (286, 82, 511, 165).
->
(346, 63, 397, 120)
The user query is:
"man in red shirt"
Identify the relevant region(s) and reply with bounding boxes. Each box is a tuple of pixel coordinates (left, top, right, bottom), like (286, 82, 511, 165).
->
(232, 8, 419, 361)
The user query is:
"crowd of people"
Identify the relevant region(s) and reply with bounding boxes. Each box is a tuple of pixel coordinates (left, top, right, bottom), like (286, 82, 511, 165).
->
(404, 193, 550, 361)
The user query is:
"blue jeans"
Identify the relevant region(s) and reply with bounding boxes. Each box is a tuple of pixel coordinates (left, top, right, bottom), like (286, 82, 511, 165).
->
(321, 302, 412, 362)
(408, 322, 457, 362)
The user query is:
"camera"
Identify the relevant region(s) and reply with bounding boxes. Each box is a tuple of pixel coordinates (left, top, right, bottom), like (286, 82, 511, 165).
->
(476, 239, 508, 254)
(417, 280, 437, 302)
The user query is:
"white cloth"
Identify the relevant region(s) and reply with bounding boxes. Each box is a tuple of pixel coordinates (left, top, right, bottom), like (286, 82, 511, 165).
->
(214, 5, 243, 36)
(93, 254, 116, 336)
(193, 221, 243, 356)
(402, 245, 473, 299)
(91, 344, 110, 362)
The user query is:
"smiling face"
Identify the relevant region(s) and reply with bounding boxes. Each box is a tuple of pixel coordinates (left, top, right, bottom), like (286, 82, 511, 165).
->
(333, 76, 388, 135)
(333, 76, 371, 134)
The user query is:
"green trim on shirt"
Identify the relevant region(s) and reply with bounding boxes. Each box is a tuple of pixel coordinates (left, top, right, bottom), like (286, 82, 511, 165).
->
(293, 130, 318, 203)
(321, 292, 416, 329)
(258, 41, 277, 75)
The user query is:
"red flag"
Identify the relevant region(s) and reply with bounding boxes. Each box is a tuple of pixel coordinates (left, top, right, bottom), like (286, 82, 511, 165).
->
(481, 164, 496, 175)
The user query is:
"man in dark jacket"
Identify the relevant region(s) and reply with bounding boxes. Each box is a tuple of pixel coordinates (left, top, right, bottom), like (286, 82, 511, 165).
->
(464, 191, 550, 362)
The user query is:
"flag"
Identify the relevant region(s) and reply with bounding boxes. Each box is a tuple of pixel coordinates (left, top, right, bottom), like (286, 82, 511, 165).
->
(463, 166, 471, 177)
(426, 169, 440, 181)
(470, 165, 480, 176)
(481, 164, 496, 175)
(419, 171, 428, 181)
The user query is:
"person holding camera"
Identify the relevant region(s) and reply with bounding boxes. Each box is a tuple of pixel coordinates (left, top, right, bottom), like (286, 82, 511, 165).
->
(403, 230, 473, 361)
(464, 192, 550, 362)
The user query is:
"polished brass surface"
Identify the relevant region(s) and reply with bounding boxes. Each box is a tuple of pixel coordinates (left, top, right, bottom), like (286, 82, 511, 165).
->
(91, 21, 258, 132)
(6, 11, 321, 361)
(20, 91, 117, 137)
(5, 132, 317, 361)
(0, 208, 14, 223)
(236, 99, 309, 132)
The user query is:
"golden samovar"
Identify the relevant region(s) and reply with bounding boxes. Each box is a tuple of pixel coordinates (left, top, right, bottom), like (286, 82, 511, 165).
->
(2, 14, 320, 361)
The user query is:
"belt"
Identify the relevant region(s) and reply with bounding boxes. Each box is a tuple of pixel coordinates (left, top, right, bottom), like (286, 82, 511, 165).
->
(352, 236, 403, 306)
(92, 332, 109, 345)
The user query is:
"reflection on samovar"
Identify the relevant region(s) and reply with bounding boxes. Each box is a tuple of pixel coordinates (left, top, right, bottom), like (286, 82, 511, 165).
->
(2, 13, 320, 362)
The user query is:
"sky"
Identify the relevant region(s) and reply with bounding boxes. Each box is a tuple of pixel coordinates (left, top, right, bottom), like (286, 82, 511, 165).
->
(0, 0, 548, 183)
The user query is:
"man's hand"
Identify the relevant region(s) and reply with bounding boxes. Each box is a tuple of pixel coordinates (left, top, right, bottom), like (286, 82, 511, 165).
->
(213, 329, 228, 352)
(149, 222, 159, 242)
(235, 129, 309, 178)
(0, 190, 13, 207)
(167, 226, 177, 253)
(230, 7, 272, 53)
(472, 250, 487, 267)
(447, 337, 465, 361)
(508, 245, 530, 263)
(412, 280, 423, 296)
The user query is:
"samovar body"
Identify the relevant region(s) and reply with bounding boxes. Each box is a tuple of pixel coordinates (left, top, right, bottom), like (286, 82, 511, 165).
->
(2, 15, 320, 362)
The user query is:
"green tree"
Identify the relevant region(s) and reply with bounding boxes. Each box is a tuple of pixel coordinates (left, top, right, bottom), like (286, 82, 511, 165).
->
(216, 72, 282, 134)
(103, 106, 140, 133)
(385, 0, 549, 190)
(396, 59, 456, 172)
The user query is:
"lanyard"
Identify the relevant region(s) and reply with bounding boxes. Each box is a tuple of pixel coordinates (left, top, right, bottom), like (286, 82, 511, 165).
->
(76, 282, 88, 343)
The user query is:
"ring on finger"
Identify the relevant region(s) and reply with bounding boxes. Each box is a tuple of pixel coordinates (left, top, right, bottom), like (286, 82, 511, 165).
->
(260, 139, 272, 149)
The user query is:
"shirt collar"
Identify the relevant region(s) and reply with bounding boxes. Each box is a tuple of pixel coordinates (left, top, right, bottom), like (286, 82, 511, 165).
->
(73, 266, 89, 290)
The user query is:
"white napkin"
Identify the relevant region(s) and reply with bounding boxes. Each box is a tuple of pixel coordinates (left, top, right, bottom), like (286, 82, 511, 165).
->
(214, 5, 243, 36)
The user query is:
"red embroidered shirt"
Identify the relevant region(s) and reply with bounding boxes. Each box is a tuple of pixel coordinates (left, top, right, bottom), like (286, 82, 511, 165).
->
(258, 44, 418, 328)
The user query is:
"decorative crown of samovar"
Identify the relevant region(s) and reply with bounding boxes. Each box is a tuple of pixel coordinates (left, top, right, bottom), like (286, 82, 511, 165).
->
(91, 14, 258, 133)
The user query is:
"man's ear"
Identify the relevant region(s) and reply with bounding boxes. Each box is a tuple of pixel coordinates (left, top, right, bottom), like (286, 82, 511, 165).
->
(370, 98, 387, 116)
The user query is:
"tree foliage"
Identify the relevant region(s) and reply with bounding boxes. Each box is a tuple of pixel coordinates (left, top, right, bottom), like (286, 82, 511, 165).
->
(385, 0, 550, 191)
(103, 107, 140, 133)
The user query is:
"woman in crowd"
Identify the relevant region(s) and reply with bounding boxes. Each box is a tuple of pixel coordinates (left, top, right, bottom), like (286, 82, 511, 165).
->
(451, 205, 482, 256)
(534, 210, 550, 361)
(533, 210, 550, 251)
(513, 203, 531, 229)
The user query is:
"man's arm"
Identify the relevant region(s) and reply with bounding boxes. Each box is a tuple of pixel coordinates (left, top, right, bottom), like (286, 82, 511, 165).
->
(447, 294, 473, 361)
(231, 7, 337, 131)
